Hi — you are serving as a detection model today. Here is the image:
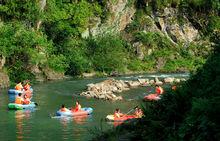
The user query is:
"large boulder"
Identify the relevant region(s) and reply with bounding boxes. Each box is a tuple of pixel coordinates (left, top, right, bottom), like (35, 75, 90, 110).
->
(42, 67, 65, 81)
(164, 77, 175, 83)
(155, 77, 163, 85)
(80, 78, 135, 100)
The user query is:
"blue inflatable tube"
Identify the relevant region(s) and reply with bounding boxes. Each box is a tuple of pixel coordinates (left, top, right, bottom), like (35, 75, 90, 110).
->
(56, 107, 93, 117)
(8, 87, 33, 95)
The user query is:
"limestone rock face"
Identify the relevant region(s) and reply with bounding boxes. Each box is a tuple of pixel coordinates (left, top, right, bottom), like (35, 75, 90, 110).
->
(30, 65, 45, 82)
(43, 67, 65, 81)
(0, 55, 6, 70)
(30, 65, 65, 82)
(0, 71, 10, 88)
(157, 8, 199, 43)
(0, 55, 9, 88)
(133, 42, 144, 60)
(82, 0, 136, 37)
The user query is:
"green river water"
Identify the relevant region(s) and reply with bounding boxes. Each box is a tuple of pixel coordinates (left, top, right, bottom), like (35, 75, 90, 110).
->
(0, 73, 188, 141)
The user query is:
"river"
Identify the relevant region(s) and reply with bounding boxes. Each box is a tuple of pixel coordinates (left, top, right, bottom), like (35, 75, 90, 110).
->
(0, 73, 188, 141)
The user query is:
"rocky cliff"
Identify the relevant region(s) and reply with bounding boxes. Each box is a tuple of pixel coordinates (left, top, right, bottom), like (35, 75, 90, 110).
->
(82, 1, 199, 44)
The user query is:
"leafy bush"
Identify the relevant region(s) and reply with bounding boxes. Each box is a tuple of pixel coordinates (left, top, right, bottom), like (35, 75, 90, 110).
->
(0, 0, 41, 24)
(48, 54, 68, 72)
(134, 31, 174, 49)
(87, 34, 128, 73)
(92, 28, 220, 141)
(0, 23, 53, 82)
(127, 59, 143, 71)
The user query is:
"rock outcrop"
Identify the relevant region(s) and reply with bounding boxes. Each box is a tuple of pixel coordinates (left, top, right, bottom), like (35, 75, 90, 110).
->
(0, 71, 10, 88)
(82, 0, 136, 37)
(30, 65, 65, 82)
(80, 77, 187, 101)
(0, 55, 9, 88)
(158, 8, 199, 43)
(80, 78, 144, 101)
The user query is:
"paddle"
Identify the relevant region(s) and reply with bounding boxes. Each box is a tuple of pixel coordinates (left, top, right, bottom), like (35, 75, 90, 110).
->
(34, 102, 38, 106)
(123, 105, 138, 116)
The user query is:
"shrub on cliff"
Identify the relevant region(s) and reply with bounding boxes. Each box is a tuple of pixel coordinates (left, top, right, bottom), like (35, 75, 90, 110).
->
(87, 34, 128, 73)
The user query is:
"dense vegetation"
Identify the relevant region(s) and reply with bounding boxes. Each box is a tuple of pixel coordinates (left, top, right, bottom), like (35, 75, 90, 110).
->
(0, 0, 219, 83)
(91, 0, 220, 140)
(0, 0, 219, 140)
(92, 30, 219, 140)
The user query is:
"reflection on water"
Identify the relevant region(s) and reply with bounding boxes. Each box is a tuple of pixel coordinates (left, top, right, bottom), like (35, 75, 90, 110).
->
(59, 117, 71, 141)
(57, 115, 93, 141)
(73, 115, 92, 124)
(15, 110, 32, 141)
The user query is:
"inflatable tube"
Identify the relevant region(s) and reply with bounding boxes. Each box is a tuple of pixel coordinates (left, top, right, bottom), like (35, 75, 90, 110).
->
(106, 114, 136, 122)
(8, 87, 33, 95)
(56, 107, 93, 117)
(8, 89, 23, 95)
(8, 102, 37, 110)
(144, 94, 161, 101)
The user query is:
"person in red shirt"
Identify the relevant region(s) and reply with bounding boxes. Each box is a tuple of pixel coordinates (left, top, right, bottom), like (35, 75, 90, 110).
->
(23, 94, 31, 105)
(155, 85, 164, 96)
(71, 101, 82, 112)
(23, 82, 31, 91)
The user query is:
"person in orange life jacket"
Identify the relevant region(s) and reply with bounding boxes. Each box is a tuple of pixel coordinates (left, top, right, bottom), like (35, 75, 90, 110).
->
(15, 93, 24, 104)
(172, 85, 177, 91)
(72, 101, 81, 112)
(15, 82, 23, 91)
(23, 94, 31, 105)
(114, 108, 124, 118)
(60, 104, 70, 112)
(155, 85, 164, 96)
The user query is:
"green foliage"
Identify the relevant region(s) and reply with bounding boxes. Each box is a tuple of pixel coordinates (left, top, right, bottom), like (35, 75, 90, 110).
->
(92, 32, 220, 141)
(206, 16, 220, 35)
(134, 31, 174, 49)
(186, 0, 220, 12)
(0, 0, 41, 24)
(88, 34, 128, 73)
(63, 39, 92, 75)
(48, 54, 68, 72)
(126, 10, 154, 33)
(162, 58, 205, 72)
(128, 59, 155, 72)
(0, 23, 52, 82)
(127, 59, 143, 71)
(0, 0, 218, 83)
(44, 0, 102, 42)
